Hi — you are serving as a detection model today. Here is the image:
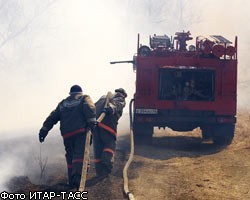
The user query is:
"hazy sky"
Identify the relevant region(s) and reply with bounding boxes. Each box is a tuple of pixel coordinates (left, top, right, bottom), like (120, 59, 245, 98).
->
(0, 0, 249, 134)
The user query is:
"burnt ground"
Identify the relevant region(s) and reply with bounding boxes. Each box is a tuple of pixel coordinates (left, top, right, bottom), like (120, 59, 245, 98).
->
(2, 111, 250, 200)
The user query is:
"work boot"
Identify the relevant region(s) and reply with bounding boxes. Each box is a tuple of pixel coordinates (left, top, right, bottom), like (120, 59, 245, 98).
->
(85, 173, 109, 187)
(57, 183, 75, 191)
(72, 175, 81, 190)
(95, 162, 105, 175)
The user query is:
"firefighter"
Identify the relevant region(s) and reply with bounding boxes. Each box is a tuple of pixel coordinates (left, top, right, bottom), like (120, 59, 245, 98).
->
(90, 88, 127, 184)
(38, 85, 96, 190)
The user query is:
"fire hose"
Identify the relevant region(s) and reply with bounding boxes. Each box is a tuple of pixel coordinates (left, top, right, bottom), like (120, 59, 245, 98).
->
(123, 98, 135, 200)
(79, 92, 112, 192)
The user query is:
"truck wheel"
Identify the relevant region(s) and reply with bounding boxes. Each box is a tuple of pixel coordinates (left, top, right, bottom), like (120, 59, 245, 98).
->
(133, 124, 153, 145)
(212, 123, 235, 145)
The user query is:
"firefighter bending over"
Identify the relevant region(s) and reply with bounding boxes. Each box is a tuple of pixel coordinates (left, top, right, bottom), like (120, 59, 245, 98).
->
(38, 85, 96, 190)
(90, 88, 127, 184)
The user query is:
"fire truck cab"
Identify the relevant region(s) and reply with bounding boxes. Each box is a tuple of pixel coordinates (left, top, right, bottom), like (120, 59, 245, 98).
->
(132, 31, 237, 145)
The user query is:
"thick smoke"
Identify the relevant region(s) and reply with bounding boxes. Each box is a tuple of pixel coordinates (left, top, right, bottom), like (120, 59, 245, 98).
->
(1, 0, 250, 191)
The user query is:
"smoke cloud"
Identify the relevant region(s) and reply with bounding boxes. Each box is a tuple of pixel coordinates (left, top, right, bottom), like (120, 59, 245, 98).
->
(1, 0, 250, 191)
(0, 0, 250, 132)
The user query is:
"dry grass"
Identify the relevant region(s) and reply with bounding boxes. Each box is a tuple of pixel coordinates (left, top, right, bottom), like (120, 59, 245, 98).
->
(232, 110, 250, 149)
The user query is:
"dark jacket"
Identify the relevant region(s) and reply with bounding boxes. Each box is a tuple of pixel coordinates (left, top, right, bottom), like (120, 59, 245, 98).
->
(95, 92, 126, 135)
(41, 94, 96, 138)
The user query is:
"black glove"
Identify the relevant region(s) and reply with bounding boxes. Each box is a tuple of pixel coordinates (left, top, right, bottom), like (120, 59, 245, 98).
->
(102, 107, 113, 115)
(39, 129, 48, 143)
(87, 121, 97, 132)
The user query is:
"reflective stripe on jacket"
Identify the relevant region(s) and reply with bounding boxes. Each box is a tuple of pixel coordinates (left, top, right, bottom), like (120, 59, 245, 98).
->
(95, 92, 126, 136)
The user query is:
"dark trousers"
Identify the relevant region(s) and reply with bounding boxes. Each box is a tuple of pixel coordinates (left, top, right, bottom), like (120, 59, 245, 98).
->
(93, 126, 116, 176)
(63, 133, 86, 186)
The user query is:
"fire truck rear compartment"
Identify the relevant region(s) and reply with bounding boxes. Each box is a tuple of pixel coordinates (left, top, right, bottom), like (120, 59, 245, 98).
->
(134, 67, 234, 145)
(158, 68, 215, 101)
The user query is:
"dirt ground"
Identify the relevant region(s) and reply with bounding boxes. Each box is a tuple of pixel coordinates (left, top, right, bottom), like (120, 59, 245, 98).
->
(4, 111, 250, 200)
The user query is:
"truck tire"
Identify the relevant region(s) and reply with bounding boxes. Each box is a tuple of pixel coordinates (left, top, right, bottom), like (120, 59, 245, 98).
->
(133, 123, 153, 145)
(212, 123, 235, 145)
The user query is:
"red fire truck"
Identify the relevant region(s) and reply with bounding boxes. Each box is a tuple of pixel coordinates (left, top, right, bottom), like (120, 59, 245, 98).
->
(112, 31, 237, 145)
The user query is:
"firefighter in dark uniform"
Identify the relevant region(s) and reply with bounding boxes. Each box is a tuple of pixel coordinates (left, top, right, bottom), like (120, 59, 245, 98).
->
(38, 85, 96, 189)
(92, 88, 127, 180)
